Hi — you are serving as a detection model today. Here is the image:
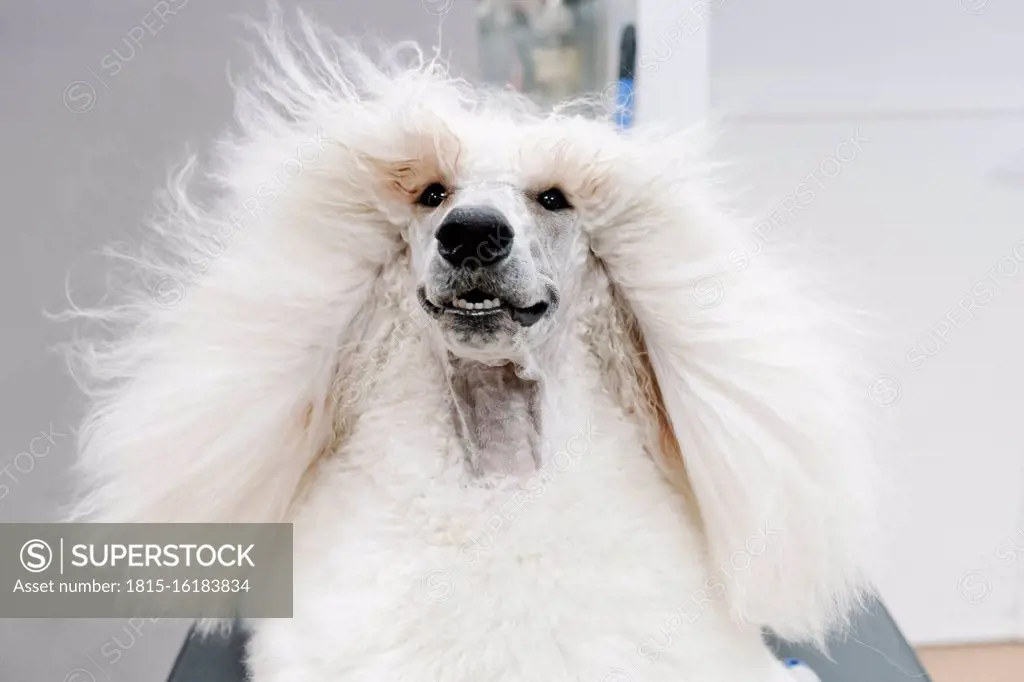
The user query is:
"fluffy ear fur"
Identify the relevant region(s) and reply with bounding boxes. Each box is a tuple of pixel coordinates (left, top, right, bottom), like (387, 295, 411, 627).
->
(62, 14, 460, 523)
(586, 128, 877, 643)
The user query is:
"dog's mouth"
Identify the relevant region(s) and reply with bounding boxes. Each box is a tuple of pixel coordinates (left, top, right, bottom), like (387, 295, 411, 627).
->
(418, 288, 550, 327)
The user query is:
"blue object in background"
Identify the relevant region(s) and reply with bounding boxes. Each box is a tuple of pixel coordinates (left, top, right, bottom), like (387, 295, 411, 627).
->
(785, 658, 823, 681)
(613, 78, 634, 129)
(614, 24, 636, 129)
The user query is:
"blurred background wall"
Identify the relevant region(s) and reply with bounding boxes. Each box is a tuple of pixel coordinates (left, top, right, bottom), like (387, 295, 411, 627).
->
(641, 0, 1024, 647)
(1, 0, 1022, 679)
(705, 0, 1024, 645)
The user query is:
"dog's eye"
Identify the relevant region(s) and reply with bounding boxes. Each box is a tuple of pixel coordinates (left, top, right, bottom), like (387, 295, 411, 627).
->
(537, 187, 571, 211)
(417, 183, 448, 208)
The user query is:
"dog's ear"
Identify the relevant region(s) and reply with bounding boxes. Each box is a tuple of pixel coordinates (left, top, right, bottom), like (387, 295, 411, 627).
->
(65, 146, 400, 523)
(587, 130, 876, 643)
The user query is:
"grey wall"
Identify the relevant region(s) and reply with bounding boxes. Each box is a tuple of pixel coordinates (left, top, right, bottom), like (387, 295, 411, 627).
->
(706, 0, 1024, 644)
(0, 1, 476, 679)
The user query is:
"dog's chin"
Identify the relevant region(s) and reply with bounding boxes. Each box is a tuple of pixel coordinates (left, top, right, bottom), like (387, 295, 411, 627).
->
(417, 286, 554, 359)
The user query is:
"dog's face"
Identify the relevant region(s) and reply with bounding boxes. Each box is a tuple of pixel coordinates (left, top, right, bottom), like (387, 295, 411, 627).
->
(398, 126, 586, 362)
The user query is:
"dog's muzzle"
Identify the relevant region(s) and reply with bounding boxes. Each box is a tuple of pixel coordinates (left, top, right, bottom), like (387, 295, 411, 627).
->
(419, 205, 554, 328)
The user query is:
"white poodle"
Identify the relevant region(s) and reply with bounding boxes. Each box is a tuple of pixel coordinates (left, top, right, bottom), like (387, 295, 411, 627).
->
(67, 11, 875, 682)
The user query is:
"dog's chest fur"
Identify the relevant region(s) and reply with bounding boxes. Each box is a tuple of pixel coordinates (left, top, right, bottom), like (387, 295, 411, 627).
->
(246, 329, 788, 682)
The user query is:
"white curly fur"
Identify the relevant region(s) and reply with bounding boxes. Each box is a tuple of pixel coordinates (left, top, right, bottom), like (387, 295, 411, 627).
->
(65, 8, 876, 680)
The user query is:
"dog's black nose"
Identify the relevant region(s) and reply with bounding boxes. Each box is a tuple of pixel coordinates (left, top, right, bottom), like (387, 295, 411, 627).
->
(435, 206, 514, 268)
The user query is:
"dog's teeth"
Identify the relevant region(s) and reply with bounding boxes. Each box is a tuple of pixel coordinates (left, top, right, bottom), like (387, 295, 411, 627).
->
(449, 297, 504, 311)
